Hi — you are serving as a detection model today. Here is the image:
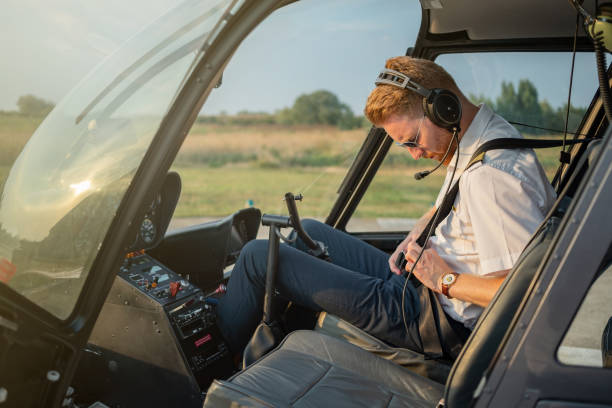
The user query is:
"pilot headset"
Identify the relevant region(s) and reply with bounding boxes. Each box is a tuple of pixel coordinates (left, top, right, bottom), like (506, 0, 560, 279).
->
(375, 68, 462, 131)
(375, 68, 463, 180)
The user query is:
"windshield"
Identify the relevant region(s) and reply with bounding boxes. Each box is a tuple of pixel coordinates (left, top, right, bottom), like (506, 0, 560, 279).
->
(0, 0, 231, 319)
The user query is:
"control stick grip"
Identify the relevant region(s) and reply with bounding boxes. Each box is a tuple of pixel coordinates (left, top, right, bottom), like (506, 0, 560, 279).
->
(284, 192, 319, 251)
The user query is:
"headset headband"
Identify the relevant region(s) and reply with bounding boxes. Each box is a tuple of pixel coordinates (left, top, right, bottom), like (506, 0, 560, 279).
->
(375, 69, 431, 98)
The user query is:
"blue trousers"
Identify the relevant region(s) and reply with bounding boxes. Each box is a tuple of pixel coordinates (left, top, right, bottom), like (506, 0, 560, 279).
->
(216, 219, 423, 354)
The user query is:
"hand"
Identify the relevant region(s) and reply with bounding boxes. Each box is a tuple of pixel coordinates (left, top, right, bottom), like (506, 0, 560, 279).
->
(389, 207, 435, 275)
(404, 242, 453, 293)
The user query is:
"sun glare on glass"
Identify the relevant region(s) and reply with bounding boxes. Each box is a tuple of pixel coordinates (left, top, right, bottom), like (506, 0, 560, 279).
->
(69, 180, 92, 196)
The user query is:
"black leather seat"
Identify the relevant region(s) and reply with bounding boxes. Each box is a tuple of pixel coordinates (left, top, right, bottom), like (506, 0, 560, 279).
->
(314, 312, 451, 384)
(204, 330, 443, 407)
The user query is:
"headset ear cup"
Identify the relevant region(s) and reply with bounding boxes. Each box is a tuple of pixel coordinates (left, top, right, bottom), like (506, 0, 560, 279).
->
(424, 89, 462, 130)
(422, 96, 436, 127)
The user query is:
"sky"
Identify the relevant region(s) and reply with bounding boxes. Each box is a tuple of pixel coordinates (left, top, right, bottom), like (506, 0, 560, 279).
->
(0, 0, 598, 116)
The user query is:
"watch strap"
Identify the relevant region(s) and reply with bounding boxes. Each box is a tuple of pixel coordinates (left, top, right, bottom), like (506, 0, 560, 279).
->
(441, 272, 459, 298)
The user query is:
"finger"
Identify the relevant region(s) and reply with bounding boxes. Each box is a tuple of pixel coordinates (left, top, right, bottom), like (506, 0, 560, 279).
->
(404, 245, 415, 261)
(406, 247, 422, 263)
(392, 258, 404, 275)
(389, 252, 400, 274)
(405, 242, 422, 255)
(406, 241, 419, 251)
(390, 262, 401, 275)
(405, 235, 415, 247)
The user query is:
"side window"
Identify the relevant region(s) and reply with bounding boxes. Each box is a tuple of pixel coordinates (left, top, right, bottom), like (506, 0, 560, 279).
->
(347, 148, 443, 233)
(169, 0, 420, 231)
(439, 52, 596, 181)
(347, 52, 597, 232)
(558, 263, 612, 368)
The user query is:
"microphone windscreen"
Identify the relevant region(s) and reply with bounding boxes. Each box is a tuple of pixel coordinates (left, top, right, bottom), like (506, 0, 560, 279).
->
(414, 171, 429, 180)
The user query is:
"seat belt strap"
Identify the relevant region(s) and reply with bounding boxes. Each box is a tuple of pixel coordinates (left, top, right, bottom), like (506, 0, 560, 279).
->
(417, 285, 444, 358)
(416, 137, 590, 247)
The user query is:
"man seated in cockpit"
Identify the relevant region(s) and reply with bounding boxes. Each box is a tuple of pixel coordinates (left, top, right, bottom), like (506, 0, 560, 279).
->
(215, 56, 556, 358)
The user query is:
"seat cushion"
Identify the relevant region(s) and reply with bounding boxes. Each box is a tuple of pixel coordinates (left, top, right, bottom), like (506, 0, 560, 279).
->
(315, 312, 451, 384)
(204, 331, 443, 408)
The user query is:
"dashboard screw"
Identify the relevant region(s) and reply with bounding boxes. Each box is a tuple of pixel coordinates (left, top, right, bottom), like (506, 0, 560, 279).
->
(47, 370, 60, 382)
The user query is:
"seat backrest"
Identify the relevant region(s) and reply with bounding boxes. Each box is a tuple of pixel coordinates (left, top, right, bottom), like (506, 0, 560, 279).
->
(444, 140, 602, 407)
(444, 216, 560, 407)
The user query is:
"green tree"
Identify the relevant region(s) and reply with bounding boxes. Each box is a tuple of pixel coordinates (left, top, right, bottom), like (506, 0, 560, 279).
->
(555, 103, 587, 134)
(495, 81, 519, 120)
(16, 94, 55, 116)
(276, 90, 361, 129)
(484, 79, 586, 135)
(516, 79, 542, 126)
(539, 100, 559, 132)
(275, 107, 294, 126)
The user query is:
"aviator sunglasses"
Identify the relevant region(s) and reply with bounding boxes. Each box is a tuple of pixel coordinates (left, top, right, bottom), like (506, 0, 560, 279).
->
(394, 115, 425, 149)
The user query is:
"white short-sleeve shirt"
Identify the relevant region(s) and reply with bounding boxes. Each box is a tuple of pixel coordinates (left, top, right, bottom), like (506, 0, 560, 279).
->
(428, 104, 556, 329)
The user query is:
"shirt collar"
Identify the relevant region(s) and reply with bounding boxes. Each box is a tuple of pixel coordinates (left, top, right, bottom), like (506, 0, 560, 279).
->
(447, 103, 494, 172)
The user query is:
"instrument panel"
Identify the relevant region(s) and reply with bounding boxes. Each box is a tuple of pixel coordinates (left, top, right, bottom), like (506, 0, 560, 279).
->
(116, 252, 234, 389)
(119, 253, 199, 307)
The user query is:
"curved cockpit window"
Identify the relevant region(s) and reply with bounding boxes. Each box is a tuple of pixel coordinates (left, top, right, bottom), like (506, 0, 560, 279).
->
(0, 0, 232, 319)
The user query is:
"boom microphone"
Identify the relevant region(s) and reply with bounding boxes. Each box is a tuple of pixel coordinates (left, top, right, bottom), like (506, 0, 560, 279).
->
(413, 128, 459, 180)
(414, 171, 428, 180)
(414, 165, 440, 180)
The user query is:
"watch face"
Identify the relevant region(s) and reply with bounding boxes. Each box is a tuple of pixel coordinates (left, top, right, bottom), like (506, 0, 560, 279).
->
(442, 273, 457, 285)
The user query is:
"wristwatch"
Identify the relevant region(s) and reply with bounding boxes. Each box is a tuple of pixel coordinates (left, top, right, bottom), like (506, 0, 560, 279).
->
(441, 272, 459, 298)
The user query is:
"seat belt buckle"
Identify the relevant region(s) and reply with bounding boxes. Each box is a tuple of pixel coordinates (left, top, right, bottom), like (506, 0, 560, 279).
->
(436, 398, 446, 408)
(395, 251, 408, 272)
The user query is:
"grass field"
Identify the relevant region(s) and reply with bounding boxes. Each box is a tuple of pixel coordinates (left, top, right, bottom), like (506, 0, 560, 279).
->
(172, 122, 561, 219)
(0, 114, 562, 221)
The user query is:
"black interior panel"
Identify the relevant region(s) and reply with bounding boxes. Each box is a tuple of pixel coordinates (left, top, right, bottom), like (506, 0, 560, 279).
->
(149, 208, 261, 291)
(349, 231, 407, 254)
